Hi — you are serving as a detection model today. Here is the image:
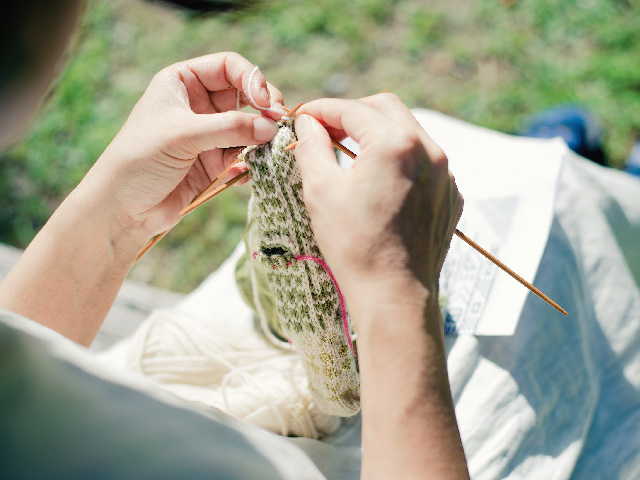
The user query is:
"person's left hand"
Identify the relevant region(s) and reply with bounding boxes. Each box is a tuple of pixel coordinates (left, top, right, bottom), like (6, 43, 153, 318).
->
(79, 52, 284, 238)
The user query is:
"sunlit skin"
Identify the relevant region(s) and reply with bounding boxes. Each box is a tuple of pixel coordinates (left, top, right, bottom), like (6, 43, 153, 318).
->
(0, 3, 468, 478)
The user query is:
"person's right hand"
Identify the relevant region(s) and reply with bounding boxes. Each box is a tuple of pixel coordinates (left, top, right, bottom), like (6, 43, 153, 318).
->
(292, 94, 469, 479)
(292, 94, 463, 324)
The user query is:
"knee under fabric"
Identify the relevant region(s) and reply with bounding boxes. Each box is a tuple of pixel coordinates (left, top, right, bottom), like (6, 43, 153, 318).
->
(235, 117, 360, 417)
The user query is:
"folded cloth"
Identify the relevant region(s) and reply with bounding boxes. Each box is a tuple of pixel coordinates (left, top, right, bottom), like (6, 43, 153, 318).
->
(175, 110, 640, 479)
(96, 109, 640, 479)
(0, 309, 326, 480)
(416, 110, 640, 479)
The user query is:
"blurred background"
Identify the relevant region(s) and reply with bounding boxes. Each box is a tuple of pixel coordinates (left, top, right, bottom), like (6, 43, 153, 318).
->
(1, 0, 639, 292)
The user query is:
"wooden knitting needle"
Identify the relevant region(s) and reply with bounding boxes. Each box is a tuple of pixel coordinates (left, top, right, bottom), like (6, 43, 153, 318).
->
(137, 104, 305, 260)
(178, 104, 301, 218)
(179, 169, 249, 216)
(137, 229, 170, 261)
(282, 102, 303, 117)
(453, 229, 567, 315)
(136, 169, 250, 261)
(288, 138, 568, 316)
(191, 156, 242, 205)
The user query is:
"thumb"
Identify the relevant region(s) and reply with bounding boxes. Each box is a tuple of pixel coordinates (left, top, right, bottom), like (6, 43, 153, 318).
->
(293, 114, 341, 188)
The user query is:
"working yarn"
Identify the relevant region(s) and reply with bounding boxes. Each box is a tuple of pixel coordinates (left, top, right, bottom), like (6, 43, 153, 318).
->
(237, 117, 361, 417)
(104, 309, 341, 439)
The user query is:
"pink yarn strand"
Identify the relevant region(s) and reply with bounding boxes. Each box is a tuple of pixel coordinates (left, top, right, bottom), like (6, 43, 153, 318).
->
(294, 255, 356, 357)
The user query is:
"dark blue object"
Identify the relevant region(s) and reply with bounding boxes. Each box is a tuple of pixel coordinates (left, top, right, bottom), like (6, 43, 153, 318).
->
(519, 105, 607, 166)
(624, 141, 640, 177)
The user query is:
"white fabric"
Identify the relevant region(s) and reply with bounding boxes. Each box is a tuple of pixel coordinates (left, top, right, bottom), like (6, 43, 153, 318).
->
(99, 304, 341, 439)
(416, 111, 640, 479)
(2, 109, 640, 479)
(168, 109, 640, 479)
(0, 309, 326, 479)
(343, 112, 566, 335)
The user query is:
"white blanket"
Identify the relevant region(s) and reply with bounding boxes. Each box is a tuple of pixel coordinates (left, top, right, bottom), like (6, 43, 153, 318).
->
(2, 109, 639, 479)
(166, 109, 640, 479)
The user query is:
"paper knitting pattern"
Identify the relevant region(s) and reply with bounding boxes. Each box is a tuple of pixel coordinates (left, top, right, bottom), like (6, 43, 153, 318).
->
(238, 117, 360, 417)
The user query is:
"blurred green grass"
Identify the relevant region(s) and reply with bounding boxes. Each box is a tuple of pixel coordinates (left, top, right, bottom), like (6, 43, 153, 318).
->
(1, 0, 639, 292)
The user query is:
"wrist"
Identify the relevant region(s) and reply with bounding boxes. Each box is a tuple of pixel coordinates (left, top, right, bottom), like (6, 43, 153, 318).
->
(62, 176, 150, 264)
(354, 279, 467, 479)
(343, 273, 441, 335)
(0, 179, 150, 346)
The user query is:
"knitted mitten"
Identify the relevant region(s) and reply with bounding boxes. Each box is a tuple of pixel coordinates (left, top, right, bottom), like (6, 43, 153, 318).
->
(237, 117, 360, 417)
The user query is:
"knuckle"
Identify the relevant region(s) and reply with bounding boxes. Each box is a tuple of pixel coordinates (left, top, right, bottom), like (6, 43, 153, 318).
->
(456, 191, 464, 215)
(372, 92, 403, 106)
(153, 63, 179, 83)
(225, 51, 246, 65)
(225, 111, 247, 131)
(431, 145, 449, 167)
(390, 130, 422, 158)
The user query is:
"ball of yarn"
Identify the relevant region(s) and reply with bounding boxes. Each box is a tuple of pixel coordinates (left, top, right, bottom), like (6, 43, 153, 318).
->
(122, 309, 341, 439)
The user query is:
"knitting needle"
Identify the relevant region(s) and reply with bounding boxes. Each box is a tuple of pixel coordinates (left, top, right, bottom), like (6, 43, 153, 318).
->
(137, 229, 169, 261)
(182, 104, 300, 215)
(191, 156, 242, 205)
(136, 169, 250, 261)
(137, 103, 305, 260)
(179, 169, 250, 216)
(453, 229, 568, 315)
(286, 138, 568, 316)
(283, 102, 303, 117)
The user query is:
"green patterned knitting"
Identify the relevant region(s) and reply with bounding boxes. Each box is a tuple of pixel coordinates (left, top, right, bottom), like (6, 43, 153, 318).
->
(236, 117, 360, 417)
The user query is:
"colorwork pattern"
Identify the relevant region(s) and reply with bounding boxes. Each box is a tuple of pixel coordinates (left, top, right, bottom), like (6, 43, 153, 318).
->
(238, 117, 360, 417)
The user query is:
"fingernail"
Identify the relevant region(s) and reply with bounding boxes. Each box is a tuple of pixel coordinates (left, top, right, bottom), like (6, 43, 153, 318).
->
(254, 117, 278, 142)
(261, 87, 270, 106)
(294, 114, 314, 137)
(272, 101, 285, 113)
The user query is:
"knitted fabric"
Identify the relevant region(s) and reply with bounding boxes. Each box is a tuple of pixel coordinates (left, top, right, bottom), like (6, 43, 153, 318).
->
(236, 118, 360, 417)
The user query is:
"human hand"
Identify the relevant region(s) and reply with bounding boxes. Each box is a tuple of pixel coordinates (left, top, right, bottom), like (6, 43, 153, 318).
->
(0, 53, 287, 346)
(293, 94, 468, 480)
(292, 94, 463, 319)
(81, 52, 284, 237)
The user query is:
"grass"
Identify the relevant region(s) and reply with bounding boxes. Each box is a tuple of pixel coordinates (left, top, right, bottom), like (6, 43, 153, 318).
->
(1, 0, 639, 292)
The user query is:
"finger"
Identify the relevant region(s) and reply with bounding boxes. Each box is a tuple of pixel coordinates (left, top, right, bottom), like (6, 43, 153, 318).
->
(178, 66, 218, 114)
(182, 53, 272, 110)
(293, 114, 342, 190)
(266, 83, 285, 109)
(171, 111, 278, 156)
(298, 98, 393, 149)
(201, 151, 250, 187)
(181, 148, 246, 206)
(207, 81, 285, 115)
(209, 88, 244, 113)
(228, 162, 250, 186)
(198, 147, 243, 181)
(260, 83, 285, 120)
(299, 98, 424, 176)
